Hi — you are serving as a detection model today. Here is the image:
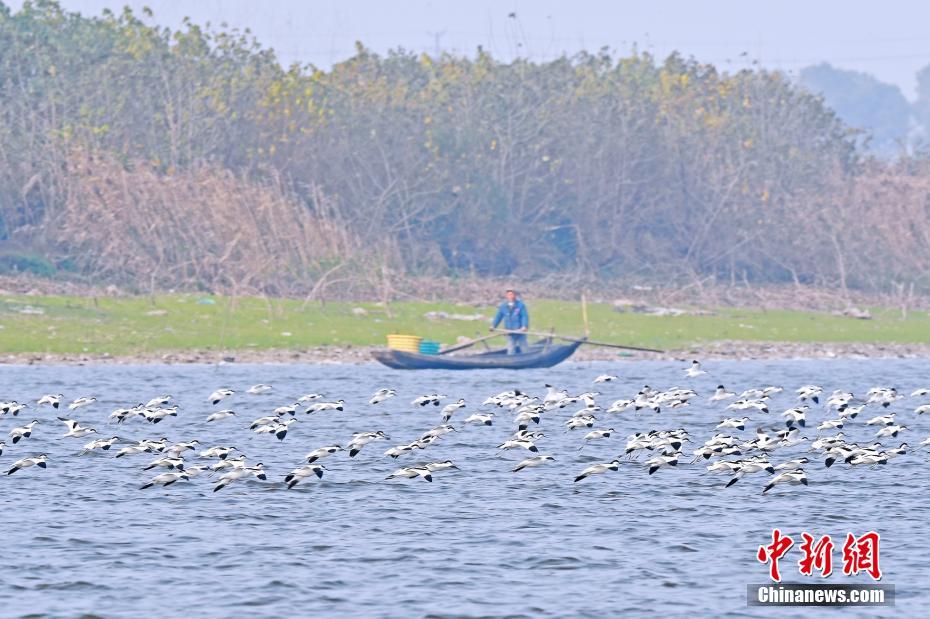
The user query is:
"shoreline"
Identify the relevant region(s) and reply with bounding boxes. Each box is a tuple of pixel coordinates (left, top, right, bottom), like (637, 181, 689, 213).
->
(3, 340, 930, 365)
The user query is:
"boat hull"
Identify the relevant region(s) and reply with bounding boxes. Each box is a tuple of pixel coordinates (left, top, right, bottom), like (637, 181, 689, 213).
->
(371, 341, 583, 370)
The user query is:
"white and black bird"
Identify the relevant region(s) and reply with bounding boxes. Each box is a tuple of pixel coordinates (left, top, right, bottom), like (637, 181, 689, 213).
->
(512, 429, 545, 441)
(440, 399, 466, 422)
(866, 387, 901, 408)
(883, 443, 909, 460)
(386, 466, 433, 482)
(199, 445, 238, 460)
(707, 460, 742, 474)
(143, 456, 185, 471)
(782, 406, 808, 428)
(165, 440, 201, 457)
(865, 413, 895, 427)
(724, 459, 775, 487)
(826, 390, 854, 409)
(421, 424, 456, 440)
(574, 460, 620, 482)
(1, 401, 27, 416)
(143, 406, 179, 424)
(273, 403, 300, 416)
(183, 464, 210, 478)
(606, 399, 635, 413)
(565, 416, 596, 430)
(369, 388, 396, 405)
(710, 385, 736, 402)
(9, 420, 39, 444)
(250, 415, 280, 430)
(306, 400, 345, 413)
(58, 417, 97, 438)
(717, 417, 749, 431)
(763, 469, 808, 494)
(77, 435, 112, 451)
(246, 384, 273, 395)
(577, 391, 600, 409)
(284, 464, 326, 488)
(497, 438, 539, 454)
(425, 460, 459, 472)
(108, 406, 144, 424)
(145, 395, 173, 408)
(68, 396, 96, 411)
(305, 445, 343, 463)
(140, 472, 189, 489)
(138, 438, 169, 453)
(876, 424, 907, 438)
(7, 454, 48, 475)
(817, 418, 845, 431)
(811, 433, 846, 452)
(206, 409, 236, 423)
(847, 452, 888, 467)
(209, 388, 235, 405)
(208, 454, 248, 473)
(254, 418, 297, 441)
(684, 360, 707, 377)
(645, 452, 680, 475)
(796, 385, 823, 404)
(213, 464, 267, 492)
(512, 455, 555, 472)
(581, 428, 614, 449)
(114, 443, 151, 458)
(543, 384, 568, 409)
(37, 394, 63, 409)
(412, 393, 446, 407)
(726, 399, 770, 414)
(572, 404, 602, 418)
(594, 374, 618, 384)
(837, 404, 864, 419)
(384, 442, 423, 458)
(514, 409, 541, 430)
(774, 457, 810, 470)
(347, 431, 389, 457)
(464, 412, 494, 426)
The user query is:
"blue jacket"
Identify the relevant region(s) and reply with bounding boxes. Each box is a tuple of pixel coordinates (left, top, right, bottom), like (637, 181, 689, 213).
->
(492, 300, 529, 330)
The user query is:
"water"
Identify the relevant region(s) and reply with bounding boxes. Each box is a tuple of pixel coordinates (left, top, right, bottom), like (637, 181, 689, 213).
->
(0, 359, 926, 618)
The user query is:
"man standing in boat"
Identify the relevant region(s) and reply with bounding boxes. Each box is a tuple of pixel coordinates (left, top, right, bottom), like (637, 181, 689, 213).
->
(491, 289, 529, 354)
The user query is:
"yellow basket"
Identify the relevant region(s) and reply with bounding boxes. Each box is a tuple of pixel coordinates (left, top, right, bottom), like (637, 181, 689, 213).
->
(387, 334, 422, 353)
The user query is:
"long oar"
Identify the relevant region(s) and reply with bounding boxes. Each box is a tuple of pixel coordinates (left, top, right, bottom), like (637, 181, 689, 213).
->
(492, 328, 664, 354)
(438, 331, 505, 355)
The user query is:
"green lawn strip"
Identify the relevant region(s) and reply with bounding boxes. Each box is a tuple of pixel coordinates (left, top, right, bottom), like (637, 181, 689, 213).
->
(0, 295, 927, 355)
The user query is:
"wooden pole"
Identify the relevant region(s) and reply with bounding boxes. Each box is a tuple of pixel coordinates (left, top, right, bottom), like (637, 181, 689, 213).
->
(491, 328, 664, 354)
(438, 331, 504, 354)
(581, 291, 590, 337)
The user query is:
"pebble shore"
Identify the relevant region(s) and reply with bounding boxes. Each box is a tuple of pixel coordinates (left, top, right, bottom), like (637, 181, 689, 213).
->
(3, 340, 930, 365)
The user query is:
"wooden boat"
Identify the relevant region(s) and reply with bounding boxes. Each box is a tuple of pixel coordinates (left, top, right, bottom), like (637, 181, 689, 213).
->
(372, 339, 584, 370)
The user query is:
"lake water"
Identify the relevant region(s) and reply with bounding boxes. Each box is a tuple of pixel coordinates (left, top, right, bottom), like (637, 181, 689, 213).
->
(0, 359, 926, 618)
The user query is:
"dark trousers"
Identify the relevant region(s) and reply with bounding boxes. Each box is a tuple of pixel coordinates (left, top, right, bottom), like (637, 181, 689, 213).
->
(507, 333, 528, 354)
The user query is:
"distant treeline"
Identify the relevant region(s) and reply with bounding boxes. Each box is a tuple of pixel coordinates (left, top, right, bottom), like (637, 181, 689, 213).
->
(800, 62, 930, 158)
(2, 1, 930, 295)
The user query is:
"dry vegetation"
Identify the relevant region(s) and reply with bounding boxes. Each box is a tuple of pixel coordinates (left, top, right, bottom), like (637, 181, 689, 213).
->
(47, 150, 356, 294)
(2, 3, 930, 303)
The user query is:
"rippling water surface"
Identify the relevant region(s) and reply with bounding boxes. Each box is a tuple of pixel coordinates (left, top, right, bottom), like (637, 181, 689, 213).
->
(1, 359, 927, 617)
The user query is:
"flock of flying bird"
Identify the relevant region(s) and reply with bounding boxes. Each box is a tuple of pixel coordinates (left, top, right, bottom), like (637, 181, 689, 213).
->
(0, 359, 927, 494)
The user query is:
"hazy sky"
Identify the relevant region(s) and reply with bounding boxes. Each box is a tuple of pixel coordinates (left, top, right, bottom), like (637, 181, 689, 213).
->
(9, 0, 930, 99)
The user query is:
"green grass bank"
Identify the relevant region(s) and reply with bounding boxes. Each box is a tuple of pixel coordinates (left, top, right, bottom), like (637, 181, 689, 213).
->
(0, 294, 929, 357)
